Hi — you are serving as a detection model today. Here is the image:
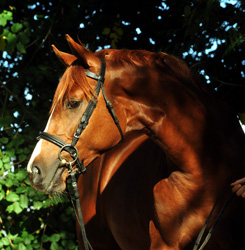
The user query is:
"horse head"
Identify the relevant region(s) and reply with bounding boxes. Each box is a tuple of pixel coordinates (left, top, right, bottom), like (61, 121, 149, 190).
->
(27, 35, 127, 193)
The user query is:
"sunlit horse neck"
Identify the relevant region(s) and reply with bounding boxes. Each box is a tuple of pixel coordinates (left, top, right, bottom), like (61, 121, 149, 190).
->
(94, 47, 244, 178)
(27, 35, 245, 250)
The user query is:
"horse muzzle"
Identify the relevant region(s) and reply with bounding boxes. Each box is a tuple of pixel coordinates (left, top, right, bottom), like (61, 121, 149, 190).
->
(28, 156, 68, 194)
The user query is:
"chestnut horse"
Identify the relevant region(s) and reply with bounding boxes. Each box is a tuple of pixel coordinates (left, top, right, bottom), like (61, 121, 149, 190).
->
(27, 35, 245, 250)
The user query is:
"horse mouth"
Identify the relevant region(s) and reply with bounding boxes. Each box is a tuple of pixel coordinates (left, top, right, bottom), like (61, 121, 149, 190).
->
(46, 168, 69, 194)
(29, 167, 69, 194)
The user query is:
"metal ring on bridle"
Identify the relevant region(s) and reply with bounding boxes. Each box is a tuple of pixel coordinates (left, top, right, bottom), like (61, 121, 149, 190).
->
(58, 144, 79, 165)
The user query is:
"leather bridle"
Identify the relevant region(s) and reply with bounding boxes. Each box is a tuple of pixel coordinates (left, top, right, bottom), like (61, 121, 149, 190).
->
(36, 59, 124, 250)
(38, 59, 123, 174)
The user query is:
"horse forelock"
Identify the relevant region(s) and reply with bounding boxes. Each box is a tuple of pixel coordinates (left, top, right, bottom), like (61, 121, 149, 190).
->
(50, 60, 94, 113)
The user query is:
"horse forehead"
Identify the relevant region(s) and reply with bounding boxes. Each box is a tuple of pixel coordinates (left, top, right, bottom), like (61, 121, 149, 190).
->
(67, 84, 85, 98)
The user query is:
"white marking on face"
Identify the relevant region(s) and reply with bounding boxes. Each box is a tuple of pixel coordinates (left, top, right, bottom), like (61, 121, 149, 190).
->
(27, 140, 42, 173)
(27, 109, 54, 173)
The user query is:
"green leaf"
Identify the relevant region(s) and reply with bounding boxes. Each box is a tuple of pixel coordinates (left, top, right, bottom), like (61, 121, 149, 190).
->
(0, 10, 13, 27)
(6, 32, 17, 44)
(18, 30, 30, 45)
(19, 194, 29, 208)
(16, 148, 23, 154)
(15, 186, 29, 194)
(24, 178, 31, 185)
(5, 148, 15, 157)
(41, 235, 49, 243)
(16, 41, 26, 54)
(3, 163, 12, 170)
(13, 202, 23, 214)
(33, 201, 43, 210)
(2, 155, 10, 163)
(7, 136, 25, 149)
(17, 242, 26, 250)
(60, 231, 67, 239)
(0, 137, 9, 144)
(13, 237, 22, 244)
(0, 237, 10, 246)
(0, 16, 7, 26)
(0, 189, 5, 200)
(26, 244, 33, 250)
(6, 192, 19, 202)
(16, 169, 27, 181)
(6, 203, 14, 213)
(61, 239, 76, 249)
(2, 28, 10, 37)
(2, 173, 20, 187)
(2, 10, 13, 21)
(31, 241, 41, 249)
(27, 188, 36, 198)
(5, 32, 17, 53)
(11, 23, 23, 33)
(2, 178, 14, 187)
(49, 234, 60, 243)
(0, 160, 3, 170)
(7, 232, 18, 241)
(50, 242, 62, 250)
(18, 153, 27, 161)
(22, 232, 34, 245)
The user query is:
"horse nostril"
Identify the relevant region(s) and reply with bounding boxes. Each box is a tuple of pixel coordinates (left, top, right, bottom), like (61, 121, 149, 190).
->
(29, 166, 42, 186)
(33, 166, 41, 175)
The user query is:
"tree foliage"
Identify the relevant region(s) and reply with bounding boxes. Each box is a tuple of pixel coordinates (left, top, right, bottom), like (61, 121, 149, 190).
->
(0, 0, 244, 249)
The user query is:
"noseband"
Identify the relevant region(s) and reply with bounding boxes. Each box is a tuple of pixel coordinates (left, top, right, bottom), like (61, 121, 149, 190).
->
(36, 59, 124, 250)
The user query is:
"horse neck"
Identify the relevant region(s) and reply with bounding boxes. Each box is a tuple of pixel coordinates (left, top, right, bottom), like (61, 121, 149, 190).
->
(114, 65, 245, 184)
(116, 66, 205, 147)
(98, 131, 149, 193)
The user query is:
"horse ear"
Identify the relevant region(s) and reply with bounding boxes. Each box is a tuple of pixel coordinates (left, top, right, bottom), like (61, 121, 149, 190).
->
(65, 34, 100, 69)
(52, 45, 77, 66)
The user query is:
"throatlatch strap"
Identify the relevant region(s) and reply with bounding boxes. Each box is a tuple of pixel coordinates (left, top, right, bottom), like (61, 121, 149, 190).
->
(101, 85, 124, 142)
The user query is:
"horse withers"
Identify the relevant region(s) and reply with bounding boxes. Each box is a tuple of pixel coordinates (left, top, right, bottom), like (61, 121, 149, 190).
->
(27, 35, 245, 250)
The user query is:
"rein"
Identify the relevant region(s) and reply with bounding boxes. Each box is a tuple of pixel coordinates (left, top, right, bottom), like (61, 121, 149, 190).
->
(37, 59, 124, 250)
(193, 189, 235, 250)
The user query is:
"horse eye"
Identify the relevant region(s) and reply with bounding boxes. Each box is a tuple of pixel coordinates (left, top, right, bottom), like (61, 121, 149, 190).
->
(66, 100, 81, 109)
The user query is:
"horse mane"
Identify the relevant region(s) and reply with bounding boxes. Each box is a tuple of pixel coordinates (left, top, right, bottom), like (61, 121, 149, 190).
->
(96, 49, 206, 93)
